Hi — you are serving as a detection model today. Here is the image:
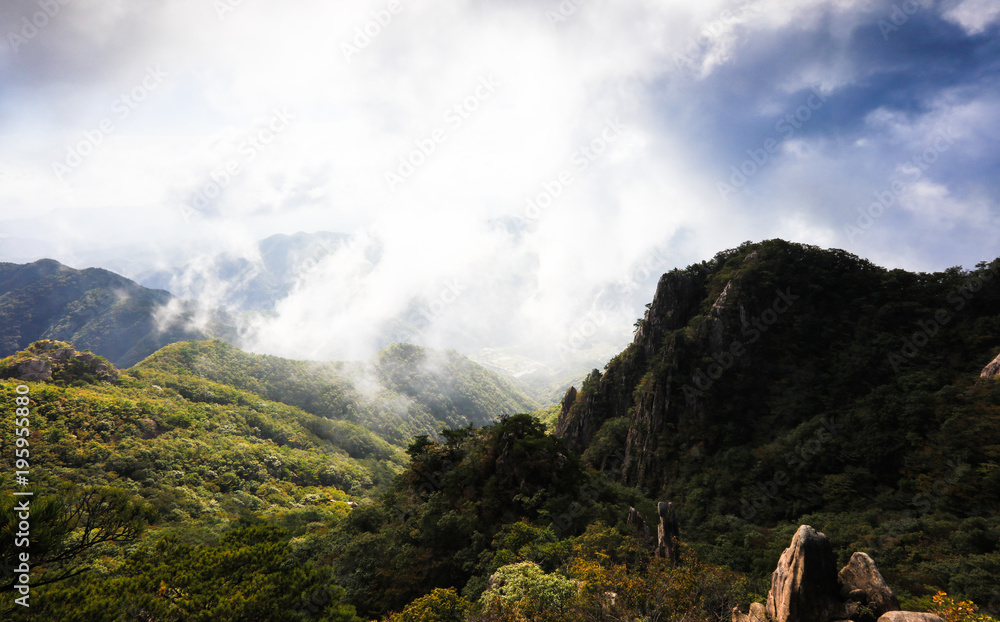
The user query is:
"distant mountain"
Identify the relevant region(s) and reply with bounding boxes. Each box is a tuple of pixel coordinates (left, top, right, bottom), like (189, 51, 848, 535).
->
(0, 259, 237, 367)
(136, 231, 352, 311)
(134, 339, 540, 445)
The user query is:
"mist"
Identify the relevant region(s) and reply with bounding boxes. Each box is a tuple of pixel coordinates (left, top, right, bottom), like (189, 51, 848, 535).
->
(1, 0, 998, 371)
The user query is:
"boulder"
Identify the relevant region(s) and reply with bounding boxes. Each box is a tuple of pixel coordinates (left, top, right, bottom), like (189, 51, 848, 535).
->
(838, 552, 900, 617)
(877, 613, 945, 622)
(732, 602, 767, 622)
(766, 525, 850, 622)
(12, 358, 53, 381)
(981, 352, 1000, 379)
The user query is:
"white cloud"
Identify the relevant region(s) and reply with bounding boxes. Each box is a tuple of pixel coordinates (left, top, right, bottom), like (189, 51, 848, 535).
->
(943, 0, 1000, 35)
(0, 0, 997, 367)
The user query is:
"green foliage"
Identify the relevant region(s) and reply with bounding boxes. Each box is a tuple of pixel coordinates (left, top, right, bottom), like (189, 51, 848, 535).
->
(385, 588, 474, 622)
(20, 521, 361, 621)
(480, 561, 577, 618)
(0, 484, 155, 593)
(135, 340, 537, 447)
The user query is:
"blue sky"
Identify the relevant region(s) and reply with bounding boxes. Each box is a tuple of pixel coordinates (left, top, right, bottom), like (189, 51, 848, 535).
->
(0, 0, 997, 364)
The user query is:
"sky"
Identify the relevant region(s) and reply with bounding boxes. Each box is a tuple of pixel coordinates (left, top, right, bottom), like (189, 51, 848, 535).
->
(0, 0, 998, 366)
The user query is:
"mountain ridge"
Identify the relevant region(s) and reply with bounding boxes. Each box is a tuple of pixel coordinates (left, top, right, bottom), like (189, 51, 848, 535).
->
(0, 258, 237, 367)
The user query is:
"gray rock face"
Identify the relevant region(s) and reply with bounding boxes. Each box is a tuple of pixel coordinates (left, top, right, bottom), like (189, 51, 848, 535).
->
(656, 501, 680, 565)
(877, 613, 945, 622)
(766, 525, 849, 622)
(838, 552, 900, 617)
(12, 358, 53, 381)
(634, 271, 701, 359)
(554, 371, 599, 454)
(981, 352, 1000, 379)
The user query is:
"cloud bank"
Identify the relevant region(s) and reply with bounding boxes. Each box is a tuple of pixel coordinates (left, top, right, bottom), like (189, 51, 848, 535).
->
(0, 0, 997, 365)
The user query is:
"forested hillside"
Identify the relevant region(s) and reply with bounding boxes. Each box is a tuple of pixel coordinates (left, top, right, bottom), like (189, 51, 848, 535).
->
(0, 259, 236, 367)
(557, 240, 1000, 607)
(134, 339, 539, 445)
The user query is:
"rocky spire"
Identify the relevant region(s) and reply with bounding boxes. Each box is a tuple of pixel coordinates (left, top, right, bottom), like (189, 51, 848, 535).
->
(656, 501, 680, 566)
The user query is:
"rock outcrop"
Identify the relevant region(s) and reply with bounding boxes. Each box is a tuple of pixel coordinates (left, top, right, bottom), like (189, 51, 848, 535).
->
(735, 524, 954, 622)
(626, 506, 652, 544)
(838, 552, 900, 617)
(981, 352, 1000, 379)
(0, 340, 119, 384)
(766, 526, 850, 622)
(9, 357, 53, 381)
(656, 501, 680, 565)
(877, 613, 945, 622)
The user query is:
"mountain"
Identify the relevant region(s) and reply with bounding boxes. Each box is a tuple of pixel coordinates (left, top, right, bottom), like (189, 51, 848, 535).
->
(0, 259, 237, 367)
(136, 231, 352, 311)
(133, 339, 539, 446)
(555, 240, 1000, 598)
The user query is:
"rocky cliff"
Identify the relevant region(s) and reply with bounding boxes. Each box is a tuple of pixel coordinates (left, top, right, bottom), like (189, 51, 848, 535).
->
(554, 240, 1000, 520)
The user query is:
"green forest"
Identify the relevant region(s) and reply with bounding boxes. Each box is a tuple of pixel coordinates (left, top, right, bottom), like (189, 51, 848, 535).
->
(1, 240, 999, 621)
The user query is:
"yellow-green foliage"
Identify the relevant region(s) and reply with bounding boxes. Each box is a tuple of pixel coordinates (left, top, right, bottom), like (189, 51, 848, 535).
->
(480, 561, 577, 622)
(385, 588, 474, 622)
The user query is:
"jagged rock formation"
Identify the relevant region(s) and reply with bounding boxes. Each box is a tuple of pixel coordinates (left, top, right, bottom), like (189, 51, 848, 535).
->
(765, 526, 849, 622)
(553, 246, 771, 490)
(0, 339, 118, 384)
(838, 552, 900, 617)
(981, 352, 1000, 378)
(626, 506, 652, 544)
(735, 524, 951, 622)
(656, 501, 680, 565)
